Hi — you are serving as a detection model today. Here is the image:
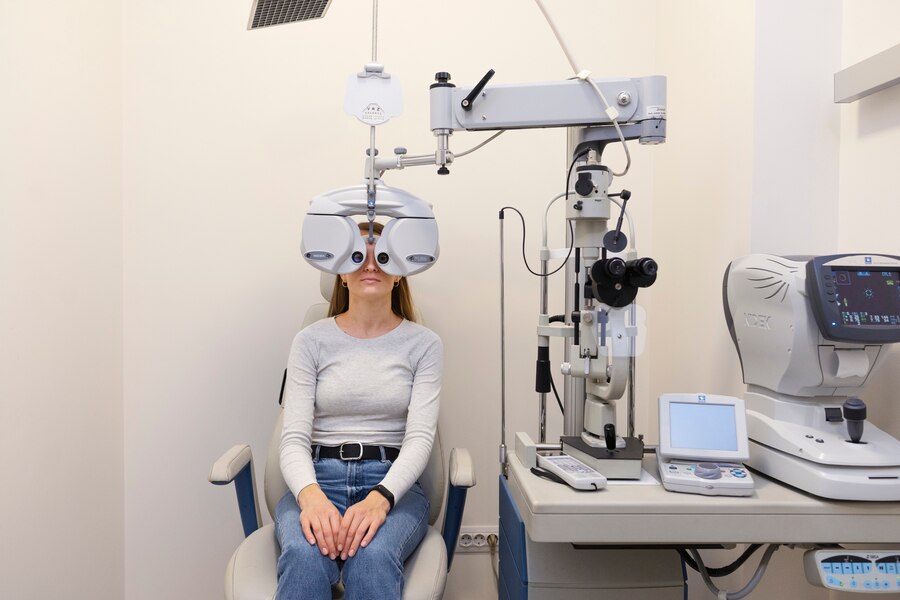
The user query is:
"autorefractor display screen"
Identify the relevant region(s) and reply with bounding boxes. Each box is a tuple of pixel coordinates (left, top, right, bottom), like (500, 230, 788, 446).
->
(833, 269, 900, 326)
(669, 403, 738, 451)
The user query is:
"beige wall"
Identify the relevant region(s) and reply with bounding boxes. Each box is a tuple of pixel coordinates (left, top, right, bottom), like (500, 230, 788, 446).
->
(837, 1, 900, 443)
(830, 8, 900, 598)
(4, 1, 900, 599)
(0, 0, 123, 598)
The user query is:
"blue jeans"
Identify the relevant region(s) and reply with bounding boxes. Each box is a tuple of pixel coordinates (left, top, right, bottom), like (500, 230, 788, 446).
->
(274, 456, 430, 600)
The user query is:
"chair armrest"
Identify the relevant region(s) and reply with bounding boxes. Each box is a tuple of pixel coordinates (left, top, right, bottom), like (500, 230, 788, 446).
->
(209, 444, 253, 484)
(448, 448, 476, 488)
(209, 445, 262, 538)
(443, 448, 476, 570)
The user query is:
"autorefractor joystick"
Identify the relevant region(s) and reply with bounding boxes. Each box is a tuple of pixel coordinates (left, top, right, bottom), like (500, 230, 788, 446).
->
(843, 397, 867, 443)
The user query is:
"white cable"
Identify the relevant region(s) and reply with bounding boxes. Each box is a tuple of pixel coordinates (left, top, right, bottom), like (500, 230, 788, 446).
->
(532, 0, 581, 74)
(542, 195, 635, 256)
(533, 0, 630, 177)
(585, 78, 632, 177)
(454, 131, 506, 158)
(489, 540, 500, 585)
(688, 545, 780, 600)
(542, 192, 569, 250)
(388, 131, 505, 170)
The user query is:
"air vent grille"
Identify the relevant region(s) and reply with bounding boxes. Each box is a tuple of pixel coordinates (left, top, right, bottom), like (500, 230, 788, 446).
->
(248, 0, 332, 29)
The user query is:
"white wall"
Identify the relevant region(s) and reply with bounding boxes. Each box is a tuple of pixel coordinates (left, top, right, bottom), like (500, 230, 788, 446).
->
(837, 1, 900, 468)
(6, 1, 900, 599)
(0, 0, 123, 598)
(120, 2, 660, 597)
(751, 0, 842, 255)
(833, 5, 900, 596)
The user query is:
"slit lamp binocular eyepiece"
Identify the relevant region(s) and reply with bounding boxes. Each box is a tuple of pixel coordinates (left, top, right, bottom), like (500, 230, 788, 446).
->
(591, 257, 658, 307)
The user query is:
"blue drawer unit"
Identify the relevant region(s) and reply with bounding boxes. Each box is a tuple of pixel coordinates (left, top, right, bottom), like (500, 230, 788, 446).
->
(499, 475, 528, 600)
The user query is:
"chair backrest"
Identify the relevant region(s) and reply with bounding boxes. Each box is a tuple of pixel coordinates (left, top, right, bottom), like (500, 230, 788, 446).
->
(263, 273, 446, 525)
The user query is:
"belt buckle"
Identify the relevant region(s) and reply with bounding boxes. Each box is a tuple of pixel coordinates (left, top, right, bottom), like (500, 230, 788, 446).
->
(339, 442, 364, 461)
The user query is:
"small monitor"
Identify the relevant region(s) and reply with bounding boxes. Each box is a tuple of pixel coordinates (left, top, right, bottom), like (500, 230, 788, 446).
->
(807, 254, 900, 344)
(658, 393, 749, 462)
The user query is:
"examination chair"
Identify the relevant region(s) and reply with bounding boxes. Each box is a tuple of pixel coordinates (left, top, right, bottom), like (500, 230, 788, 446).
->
(209, 274, 476, 600)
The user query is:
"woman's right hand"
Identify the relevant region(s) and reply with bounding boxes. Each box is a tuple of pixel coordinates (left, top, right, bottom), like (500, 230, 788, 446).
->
(297, 484, 342, 560)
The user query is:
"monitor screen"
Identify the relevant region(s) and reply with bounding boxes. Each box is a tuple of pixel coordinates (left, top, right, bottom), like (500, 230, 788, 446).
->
(668, 402, 738, 452)
(833, 269, 900, 327)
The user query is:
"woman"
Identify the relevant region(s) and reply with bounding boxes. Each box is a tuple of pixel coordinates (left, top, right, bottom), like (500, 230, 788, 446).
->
(275, 221, 442, 600)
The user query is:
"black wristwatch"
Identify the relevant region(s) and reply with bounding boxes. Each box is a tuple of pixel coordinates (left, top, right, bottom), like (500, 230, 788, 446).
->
(370, 484, 395, 510)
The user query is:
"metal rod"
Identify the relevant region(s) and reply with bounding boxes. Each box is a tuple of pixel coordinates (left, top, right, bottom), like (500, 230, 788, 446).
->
(535, 442, 563, 452)
(627, 303, 636, 438)
(371, 0, 378, 62)
(539, 257, 548, 443)
(366, 126, 377, 240)
(500, 214, 508, 476)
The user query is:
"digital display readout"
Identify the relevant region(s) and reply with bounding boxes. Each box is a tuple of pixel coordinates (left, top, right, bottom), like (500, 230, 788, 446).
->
(669, 402, 738, 451)
(833, 269, 900, 326)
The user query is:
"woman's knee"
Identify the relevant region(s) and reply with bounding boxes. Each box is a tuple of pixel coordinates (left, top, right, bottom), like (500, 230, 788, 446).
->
(277, 540, 337, 600)
(342, 541, 401, 582)
(278, 538, 329, 574)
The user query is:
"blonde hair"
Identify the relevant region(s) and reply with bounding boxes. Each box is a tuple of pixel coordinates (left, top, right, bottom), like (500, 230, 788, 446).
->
(327, 222, 418, 323)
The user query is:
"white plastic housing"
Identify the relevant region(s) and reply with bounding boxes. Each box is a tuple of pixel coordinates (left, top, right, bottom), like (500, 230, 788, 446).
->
(724, 255, 885, 397)
(374, 218, 439, 276)
(301, 215, 368, 274)
(301, 182, 438, 276)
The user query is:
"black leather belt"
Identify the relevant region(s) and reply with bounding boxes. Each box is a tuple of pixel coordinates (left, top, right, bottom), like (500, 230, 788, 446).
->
(313, 443, 400, 461)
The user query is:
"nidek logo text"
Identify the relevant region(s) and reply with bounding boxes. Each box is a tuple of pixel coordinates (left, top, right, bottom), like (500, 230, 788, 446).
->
(744, 313, 771, 329)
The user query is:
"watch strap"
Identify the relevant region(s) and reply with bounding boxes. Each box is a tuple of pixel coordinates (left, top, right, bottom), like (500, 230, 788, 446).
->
(370, 484, 395, 510)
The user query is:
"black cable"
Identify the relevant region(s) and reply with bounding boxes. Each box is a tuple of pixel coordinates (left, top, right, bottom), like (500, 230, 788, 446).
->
(566, 148, 590, 203)
(496, 148, 590, 279)
(677, 544, 765, 578)
(499, 206, 574, 277)
(549, 373, 564, 415)
(529, 466, 599, 491)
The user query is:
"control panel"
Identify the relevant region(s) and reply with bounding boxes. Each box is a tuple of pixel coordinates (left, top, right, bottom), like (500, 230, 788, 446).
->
(805, 550, 900, 592)
(657, 393, 754, 496)
(656, 458, 754, 497)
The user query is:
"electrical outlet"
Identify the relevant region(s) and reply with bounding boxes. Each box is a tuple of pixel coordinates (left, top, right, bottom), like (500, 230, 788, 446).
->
(457, 526, 499, 553)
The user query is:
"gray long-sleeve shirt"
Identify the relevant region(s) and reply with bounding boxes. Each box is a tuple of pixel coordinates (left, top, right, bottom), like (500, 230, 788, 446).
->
(280, 317, 442, 502)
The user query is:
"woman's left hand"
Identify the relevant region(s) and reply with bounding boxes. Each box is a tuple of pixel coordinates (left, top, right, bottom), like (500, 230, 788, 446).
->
(337, 491, 391, 560)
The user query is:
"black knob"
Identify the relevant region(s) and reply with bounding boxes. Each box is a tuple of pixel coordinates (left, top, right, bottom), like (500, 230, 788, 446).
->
(575, 172, 594, 197)
(377, 252, 390, 265)
(430, 72, 455, 89)
(604, 423, 617, 451)
(437, 166, 450, 175)
(843, 397, 867, 420)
